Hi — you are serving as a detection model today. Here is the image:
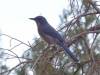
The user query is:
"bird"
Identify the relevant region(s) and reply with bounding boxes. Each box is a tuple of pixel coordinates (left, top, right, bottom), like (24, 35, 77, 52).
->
(29, 16, 78, 62)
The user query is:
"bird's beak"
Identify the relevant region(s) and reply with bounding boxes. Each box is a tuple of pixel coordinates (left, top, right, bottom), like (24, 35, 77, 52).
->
(29, 18, 35, 20)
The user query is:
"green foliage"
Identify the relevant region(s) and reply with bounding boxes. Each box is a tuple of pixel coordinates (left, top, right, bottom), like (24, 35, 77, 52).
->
(15, 68, 26, 75)
(85, 15, 96, 25)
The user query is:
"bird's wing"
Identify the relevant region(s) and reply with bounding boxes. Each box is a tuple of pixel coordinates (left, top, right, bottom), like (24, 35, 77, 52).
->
(42, 25, 78, 62)
(42, 24, 64, 43)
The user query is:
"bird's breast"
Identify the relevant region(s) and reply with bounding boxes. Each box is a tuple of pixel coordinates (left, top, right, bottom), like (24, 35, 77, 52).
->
(40, 32, 56, 44)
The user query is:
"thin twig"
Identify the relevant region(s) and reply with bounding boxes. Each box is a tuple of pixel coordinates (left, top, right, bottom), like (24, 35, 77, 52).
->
(0, 34, 31, 47)
(0, 61, 33, 75)
(0, 48, 22, 65)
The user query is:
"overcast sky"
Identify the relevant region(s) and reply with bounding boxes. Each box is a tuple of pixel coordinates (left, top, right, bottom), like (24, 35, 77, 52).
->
(0, 0, 67, 71)
(0, 0, 67, 47)
(0, 0, 67, 40)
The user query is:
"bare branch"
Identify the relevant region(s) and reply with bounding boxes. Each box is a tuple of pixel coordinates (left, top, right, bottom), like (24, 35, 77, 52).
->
(90, 1, 100, 13)
(0, 34, 31, 47)
(0, 61, 33, 75)
(0, 48, 22, 64)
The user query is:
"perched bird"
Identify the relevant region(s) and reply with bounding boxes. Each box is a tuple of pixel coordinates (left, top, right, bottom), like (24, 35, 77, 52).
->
(29, 16, 78, 62)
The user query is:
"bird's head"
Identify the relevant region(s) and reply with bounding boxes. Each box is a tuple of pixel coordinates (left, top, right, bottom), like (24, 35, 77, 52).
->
(29, 16, 48, 26)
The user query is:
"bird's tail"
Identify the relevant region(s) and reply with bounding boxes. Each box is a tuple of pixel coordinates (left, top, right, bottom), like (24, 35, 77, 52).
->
(60, 43, 79, 62)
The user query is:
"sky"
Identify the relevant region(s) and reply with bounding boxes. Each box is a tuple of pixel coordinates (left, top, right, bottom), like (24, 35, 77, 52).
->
(0, 0, 67, 72)
(0, 0, 67, 48)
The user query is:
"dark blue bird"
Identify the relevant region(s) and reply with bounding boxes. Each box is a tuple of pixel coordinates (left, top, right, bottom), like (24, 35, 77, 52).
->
(29, 16, 78, 62)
